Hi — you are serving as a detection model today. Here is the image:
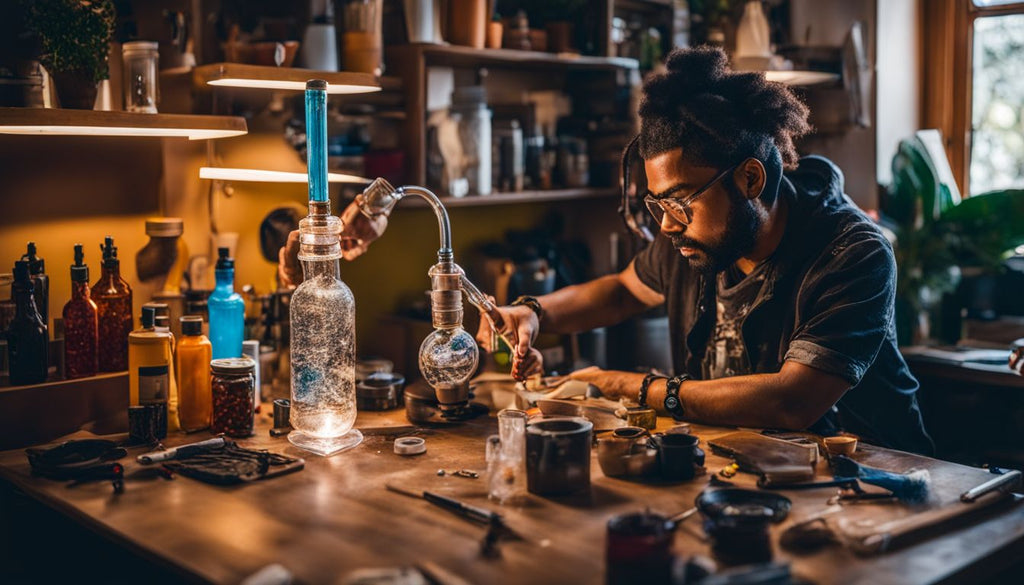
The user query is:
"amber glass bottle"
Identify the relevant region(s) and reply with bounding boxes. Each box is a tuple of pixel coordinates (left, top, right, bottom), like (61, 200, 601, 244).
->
(92, 236, 133, 371)
(63, 244, 98, 379)
(8, 260, 48, 385)
(176, 316, 212, 432)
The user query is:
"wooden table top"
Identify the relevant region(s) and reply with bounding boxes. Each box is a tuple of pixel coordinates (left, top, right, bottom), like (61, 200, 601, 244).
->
(1, 408, 1022, 585)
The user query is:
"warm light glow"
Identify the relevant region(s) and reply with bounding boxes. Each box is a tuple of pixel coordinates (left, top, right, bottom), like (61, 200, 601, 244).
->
(764, 71, 839, 86)
(207, 79, 382, 94)
(0, 125, 246, 139)
(199, 167, 370, 184)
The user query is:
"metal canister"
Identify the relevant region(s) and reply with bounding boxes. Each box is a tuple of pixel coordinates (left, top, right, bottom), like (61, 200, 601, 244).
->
(525, 417, 593, 495)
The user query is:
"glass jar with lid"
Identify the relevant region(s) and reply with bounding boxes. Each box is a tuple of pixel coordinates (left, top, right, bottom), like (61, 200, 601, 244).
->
(122, 41, 159, 113)
(211, 357, 255, 437)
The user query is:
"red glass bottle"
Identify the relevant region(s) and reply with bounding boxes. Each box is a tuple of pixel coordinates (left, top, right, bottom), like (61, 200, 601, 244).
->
(63, 244, 98, 379)
(92, 236, 133, 372)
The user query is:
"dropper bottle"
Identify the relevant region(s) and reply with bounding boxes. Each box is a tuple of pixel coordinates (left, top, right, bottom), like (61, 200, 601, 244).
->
(62, 244, 98, 379)
(92, 236, 134, 371)
(21, 242, 49, 327)
(8, 260, 48, 385)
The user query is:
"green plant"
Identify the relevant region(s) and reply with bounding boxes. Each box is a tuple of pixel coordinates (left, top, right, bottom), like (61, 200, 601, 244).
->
(25, 0, 116, 83)
(882, 130, 1024, 343)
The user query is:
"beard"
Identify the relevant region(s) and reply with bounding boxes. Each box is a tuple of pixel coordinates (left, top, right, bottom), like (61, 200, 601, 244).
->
(669, 182, 762, 274)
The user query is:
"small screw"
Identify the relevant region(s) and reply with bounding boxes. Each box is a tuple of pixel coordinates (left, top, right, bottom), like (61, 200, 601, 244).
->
(437, 469, 446, 476)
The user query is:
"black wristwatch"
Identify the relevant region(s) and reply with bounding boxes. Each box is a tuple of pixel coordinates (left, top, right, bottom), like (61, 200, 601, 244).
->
(638, 373, 664, 408)
(664, 374, 690, 421)
(510, 295, 544, 322)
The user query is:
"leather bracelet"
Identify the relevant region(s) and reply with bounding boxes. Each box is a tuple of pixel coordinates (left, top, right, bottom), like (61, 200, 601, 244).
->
(510, 295, 543, 323)
(664, 374, 690, 421)
(638, 373, 664, 408)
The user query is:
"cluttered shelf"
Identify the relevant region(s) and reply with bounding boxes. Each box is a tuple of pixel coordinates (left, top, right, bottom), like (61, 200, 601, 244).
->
(0, 107, 247, 140)
(389, 43, 639, 71)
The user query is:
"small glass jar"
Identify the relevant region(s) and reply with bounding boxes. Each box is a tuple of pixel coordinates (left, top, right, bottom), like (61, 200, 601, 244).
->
(211, 357, 255, 437)
(122, 41, 159, 113)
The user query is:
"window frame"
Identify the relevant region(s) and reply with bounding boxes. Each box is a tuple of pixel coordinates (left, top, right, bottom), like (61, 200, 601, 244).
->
(926, 0, 1024, 196)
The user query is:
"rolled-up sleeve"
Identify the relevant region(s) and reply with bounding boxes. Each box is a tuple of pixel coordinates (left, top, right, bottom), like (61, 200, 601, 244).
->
(784, 233, 895, 386)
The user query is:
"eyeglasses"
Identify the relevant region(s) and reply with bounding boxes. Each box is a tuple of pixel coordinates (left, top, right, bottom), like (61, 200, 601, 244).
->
(643, 164, 737, 225)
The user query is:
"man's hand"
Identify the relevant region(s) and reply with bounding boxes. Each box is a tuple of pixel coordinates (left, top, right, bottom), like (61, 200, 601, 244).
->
(277, 196, 387, 288)
(568, 367, 642, 401)
(476, 301, 543, 380)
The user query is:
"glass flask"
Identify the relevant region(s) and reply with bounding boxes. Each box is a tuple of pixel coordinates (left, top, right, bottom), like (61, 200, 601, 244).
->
(288, 79, 362, 456)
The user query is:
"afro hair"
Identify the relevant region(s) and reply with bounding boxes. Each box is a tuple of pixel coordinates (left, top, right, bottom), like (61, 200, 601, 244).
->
(638, 47, 811, 177)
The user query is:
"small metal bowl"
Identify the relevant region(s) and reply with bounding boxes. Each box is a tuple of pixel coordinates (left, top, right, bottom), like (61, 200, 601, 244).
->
(356, 372, 405, 411)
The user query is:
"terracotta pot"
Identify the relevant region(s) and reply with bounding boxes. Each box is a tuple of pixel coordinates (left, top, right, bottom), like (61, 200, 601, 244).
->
(447, 0, 486, 48)
(546, 21, 573, 53)
(52, 69, 99, 109)
(486, 21, 503, 49)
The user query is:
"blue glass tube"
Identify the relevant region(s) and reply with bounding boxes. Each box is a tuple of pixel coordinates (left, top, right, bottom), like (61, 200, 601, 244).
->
(305, 80, 328, 204)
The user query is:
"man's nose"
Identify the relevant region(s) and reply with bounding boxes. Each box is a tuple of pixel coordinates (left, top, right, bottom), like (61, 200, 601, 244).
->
(660, 213, 684, 233)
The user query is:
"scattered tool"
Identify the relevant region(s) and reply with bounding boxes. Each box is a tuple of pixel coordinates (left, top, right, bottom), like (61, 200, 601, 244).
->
(137, 437, 227, 464)
(385, 483, 523, 546)
(436, 469, 479, 478)
(960, 469, 1021, 503)
(831, 455, 930, 504)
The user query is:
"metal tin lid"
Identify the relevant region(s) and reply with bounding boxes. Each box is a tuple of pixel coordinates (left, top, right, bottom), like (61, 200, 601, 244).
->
(122, 41, 159, 53)
(211, 357, 255, 375)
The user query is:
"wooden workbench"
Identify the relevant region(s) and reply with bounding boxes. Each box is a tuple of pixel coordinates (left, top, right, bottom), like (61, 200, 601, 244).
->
(1, 408, 1022, 585)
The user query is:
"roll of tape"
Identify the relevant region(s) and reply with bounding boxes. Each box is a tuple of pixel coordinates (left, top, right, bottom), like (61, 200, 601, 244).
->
(394, 436, 426, 456)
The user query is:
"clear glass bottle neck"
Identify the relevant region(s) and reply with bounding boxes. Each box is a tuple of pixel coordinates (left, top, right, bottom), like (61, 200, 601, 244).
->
(301, 257, 340, 280)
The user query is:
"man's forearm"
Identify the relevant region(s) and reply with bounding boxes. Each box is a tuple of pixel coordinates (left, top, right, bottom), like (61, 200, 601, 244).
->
(537, 275, 650, 334)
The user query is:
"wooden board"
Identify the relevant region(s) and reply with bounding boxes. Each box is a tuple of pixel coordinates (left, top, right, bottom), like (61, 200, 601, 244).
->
(1, 416, 1023, 585)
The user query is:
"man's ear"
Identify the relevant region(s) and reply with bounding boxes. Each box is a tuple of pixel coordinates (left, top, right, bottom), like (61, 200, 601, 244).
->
(734, 158, 766, 201)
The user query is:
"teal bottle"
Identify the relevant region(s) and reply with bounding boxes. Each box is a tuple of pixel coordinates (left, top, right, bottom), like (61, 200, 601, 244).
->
(208, 247, 244, 359)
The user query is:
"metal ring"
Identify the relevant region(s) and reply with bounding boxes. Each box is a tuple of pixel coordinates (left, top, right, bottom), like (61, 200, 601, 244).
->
(394, 436, 426, 456)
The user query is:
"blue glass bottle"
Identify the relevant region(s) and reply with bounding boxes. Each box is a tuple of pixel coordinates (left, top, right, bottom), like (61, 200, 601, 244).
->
(208, 247, 244, 359)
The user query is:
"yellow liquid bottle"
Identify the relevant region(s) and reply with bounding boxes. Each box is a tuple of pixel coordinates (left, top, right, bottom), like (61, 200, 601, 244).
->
(176, 316, 212, 432)
(129, 306, 175, 438)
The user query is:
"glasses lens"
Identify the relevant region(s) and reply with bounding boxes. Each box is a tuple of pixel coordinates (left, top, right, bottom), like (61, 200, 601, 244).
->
(644, 197, 665, 224)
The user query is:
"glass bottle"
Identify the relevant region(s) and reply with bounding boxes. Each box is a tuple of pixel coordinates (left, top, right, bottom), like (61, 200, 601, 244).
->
(287, 79, 361, 456)
(8, 260, 48, 385)
(208, 247, 244, 359)
(21, 242, 49, 327)
(129, 305, 170, 438)
(121, 41, 159, 113)
(92, 236, 133, 371)
(62, 244, 98, 379)
(177, 316, 212, 432)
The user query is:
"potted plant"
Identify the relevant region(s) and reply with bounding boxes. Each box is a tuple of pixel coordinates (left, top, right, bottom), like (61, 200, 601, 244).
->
(882, 130, 1024, 345)
(25, 0, 116, 109)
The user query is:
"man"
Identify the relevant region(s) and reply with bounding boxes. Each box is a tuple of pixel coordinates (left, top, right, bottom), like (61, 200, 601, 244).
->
(484, 47, 934, 455)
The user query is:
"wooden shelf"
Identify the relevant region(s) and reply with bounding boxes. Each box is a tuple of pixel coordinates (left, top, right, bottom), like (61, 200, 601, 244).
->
(399, 187, 618, 208)
(193, 63, 382, 94)
(0, 107, 247, 140)
(391, 43, 639, 71)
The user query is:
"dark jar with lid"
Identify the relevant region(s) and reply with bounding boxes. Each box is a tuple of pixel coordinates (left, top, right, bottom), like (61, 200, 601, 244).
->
(211, 357, 255, 437)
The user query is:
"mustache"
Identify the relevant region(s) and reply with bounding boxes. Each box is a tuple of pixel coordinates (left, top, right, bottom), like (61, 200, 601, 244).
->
(668, 233, 707, 252)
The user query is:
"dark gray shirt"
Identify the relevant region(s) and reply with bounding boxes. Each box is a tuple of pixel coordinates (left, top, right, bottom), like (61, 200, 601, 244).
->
(633, 156, 934, 455)
(702, 263, 768, 379)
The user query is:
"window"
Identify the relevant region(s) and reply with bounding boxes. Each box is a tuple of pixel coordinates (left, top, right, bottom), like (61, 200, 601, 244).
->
(923, 0, 1024, 196)
(969, 10, 1024, 194)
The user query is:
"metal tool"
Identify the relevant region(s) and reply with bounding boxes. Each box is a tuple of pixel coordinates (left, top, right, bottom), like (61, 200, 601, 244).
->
(386, 483, 503, 527)
(137, 437, 227, 464)
(961, 469, 1022, 503)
